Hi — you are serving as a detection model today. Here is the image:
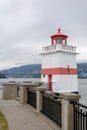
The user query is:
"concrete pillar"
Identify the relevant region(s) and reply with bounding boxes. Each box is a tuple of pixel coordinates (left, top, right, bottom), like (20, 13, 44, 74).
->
(61, 93, 81, 130)
(20, 85, 26, 104)
(3, 85, 10, 99)
(35, 87, 46, 113)
(36, 90, 42, 113)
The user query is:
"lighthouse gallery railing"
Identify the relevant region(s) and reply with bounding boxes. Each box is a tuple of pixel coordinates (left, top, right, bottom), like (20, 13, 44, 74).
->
(42, 44, 76, 53)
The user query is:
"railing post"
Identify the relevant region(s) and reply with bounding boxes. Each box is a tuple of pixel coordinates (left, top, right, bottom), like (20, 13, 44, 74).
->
(35, 87, 46, 113)
(61, 92, 81, 130)
(36, 90, 42, 113)
(20, 85, 27, 104)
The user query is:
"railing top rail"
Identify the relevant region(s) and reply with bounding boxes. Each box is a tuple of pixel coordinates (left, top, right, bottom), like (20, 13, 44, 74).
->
(42, 91, 62, 99)
(71, 101, 87, 109)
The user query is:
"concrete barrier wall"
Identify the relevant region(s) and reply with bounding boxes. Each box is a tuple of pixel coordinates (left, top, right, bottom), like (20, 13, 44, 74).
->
(3, 82, 81, 130)
(3, 82, 18, 100)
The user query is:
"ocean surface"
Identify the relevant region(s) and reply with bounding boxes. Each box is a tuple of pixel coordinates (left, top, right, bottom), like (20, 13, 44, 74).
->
(0, 78, 87, 106)
(78, 79, 87, 105)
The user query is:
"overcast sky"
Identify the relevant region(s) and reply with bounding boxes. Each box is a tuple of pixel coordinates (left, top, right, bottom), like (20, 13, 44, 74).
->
(0, 0, 87, 70)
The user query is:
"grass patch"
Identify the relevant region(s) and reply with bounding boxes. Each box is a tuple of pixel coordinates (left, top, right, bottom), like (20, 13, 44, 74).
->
(0, 111, 9, 130)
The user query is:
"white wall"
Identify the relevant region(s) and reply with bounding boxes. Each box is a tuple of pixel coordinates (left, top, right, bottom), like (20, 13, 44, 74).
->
(42, 52, 77, 69)
(52, 75, 78, 93)
(41, 74, 78, 93)
(41, 75, 48, 88)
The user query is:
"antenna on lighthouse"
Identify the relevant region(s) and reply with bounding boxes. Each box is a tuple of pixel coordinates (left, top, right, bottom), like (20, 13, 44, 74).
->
(58, 28, 61, 33)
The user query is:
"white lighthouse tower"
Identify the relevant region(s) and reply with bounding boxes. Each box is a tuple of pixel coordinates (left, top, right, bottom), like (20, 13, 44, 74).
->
(41, 28, 78, 93)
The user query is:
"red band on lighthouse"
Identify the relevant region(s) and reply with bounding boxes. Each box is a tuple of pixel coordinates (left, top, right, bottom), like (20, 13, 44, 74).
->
(41, 68, 77, 75)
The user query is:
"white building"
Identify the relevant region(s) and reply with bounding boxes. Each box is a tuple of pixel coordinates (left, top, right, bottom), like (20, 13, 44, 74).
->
(41, 29, 78, 93)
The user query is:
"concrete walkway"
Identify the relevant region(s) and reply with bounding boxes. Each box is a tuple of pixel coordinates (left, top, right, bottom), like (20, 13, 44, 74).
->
(0, 90, 61, 130)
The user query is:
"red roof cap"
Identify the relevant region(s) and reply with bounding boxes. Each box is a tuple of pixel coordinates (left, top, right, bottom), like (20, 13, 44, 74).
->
(51, 28, 68, 39)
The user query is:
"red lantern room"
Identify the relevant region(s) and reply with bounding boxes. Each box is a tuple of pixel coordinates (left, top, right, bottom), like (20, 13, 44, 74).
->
(51, 28, 68, 45)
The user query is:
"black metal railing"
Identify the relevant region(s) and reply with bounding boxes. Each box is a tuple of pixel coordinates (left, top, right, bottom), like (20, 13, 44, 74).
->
(73, 101, 87, 130)
(27, 89, 36, 108)
(41, 92, 62, 126)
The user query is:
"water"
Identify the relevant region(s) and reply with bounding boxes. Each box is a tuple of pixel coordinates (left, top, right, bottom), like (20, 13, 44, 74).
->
(0, 78, 41, 85)
(78, 79, 87, 105)
(0, 78, 87, 106)
(0, 78, 41, 89)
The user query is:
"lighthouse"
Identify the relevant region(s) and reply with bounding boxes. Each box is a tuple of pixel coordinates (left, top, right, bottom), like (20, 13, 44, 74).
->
(41, 28, 79, 93)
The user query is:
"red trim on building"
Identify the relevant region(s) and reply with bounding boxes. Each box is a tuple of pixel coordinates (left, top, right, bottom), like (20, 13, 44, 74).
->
(41, 68, 77, 75)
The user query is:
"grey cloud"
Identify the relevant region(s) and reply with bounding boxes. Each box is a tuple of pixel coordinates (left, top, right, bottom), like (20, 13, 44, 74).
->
(0, 0, 87, 70)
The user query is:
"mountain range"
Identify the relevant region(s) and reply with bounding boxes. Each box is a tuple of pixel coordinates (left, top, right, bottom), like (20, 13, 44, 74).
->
(0, 64, 41, 78)
(0, 63, 87, 78)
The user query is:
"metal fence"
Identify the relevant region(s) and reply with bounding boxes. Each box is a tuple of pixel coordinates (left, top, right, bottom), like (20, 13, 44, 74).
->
(27, 89, 36, 108)
(73, 101, 87, 130)
(41, 92, 62, 126)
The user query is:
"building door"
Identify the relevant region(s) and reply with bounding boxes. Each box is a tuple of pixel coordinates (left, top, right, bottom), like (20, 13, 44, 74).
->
(48, 75, 52, 90)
